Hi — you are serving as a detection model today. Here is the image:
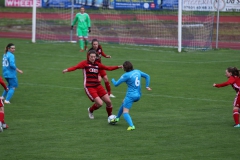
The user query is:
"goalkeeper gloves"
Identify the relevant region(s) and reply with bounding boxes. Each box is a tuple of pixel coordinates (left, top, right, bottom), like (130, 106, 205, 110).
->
(71, 25, 73, 30)
(88, 27, 91, 33)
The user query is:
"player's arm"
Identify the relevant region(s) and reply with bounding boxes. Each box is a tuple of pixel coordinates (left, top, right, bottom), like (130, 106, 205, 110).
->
(111, 75, 127, 87)
(140, 71, 151, 90)
(0, 77, 8, 91)
(16, 68, 23, 74)
(99, 46, 111, 58)
(62, 61, 85, 73)
(71, 14, 78, 29)
(98, 63, 122, 71)
(87, 14, 91, 32)
(9, 55, 17, 70)
(213, 76, 234, 88)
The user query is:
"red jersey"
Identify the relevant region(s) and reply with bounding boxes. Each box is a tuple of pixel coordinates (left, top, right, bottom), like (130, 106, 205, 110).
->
(67, 60, 119, 88)
(0, 77, 7, 90)
(215, 76, 240, 92)
(88, 45, 109, 63)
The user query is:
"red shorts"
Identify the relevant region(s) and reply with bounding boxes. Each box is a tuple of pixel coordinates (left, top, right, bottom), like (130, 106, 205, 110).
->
(99, 69, 107, 78)
(85, 85, 107, 102)
(233, 93, 240, 107)
(0, 99, 4, 107)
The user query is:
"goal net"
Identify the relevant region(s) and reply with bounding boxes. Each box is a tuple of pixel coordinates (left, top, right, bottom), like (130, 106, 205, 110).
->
(33, 0, 215, 51)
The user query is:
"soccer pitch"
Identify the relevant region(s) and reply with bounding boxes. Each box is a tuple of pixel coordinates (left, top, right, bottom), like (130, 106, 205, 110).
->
(1, 38, 240, 160)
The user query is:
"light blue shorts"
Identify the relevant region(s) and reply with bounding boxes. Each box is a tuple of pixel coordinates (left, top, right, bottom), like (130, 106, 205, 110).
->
(123, 95, 140, 109)
(5, 77, 18, 88)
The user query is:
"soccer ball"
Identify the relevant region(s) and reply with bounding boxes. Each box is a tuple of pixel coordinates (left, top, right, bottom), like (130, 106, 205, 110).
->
(108, 115, 117, 125)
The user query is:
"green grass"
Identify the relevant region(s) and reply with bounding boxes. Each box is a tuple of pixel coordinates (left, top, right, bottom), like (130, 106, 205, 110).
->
(0, 38, 240, 160)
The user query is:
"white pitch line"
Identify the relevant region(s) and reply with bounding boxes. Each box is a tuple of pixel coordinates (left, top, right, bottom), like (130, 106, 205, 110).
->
(19, 82, 230, 103)
(18, 51, 239, 64)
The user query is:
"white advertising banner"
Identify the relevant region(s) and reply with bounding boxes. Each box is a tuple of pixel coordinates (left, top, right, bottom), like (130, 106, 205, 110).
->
(5, 0, 42, 7)
(183, 0, 240, 11)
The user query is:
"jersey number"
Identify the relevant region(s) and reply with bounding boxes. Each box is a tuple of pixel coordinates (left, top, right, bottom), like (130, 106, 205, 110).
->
(135, 77, 140, 86)
(2, 58, 9, 67)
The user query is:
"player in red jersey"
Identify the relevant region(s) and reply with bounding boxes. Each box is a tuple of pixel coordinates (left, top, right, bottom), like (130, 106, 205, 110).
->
(88, 39, 115, 98)
(62, 50, 122, 119)
(213, 67, 240, 128)
(0, 76, 9, 132)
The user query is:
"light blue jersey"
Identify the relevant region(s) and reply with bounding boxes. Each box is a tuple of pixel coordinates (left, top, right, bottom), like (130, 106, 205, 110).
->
(112, 69, 150, 108)
(2, 51, 17, 78)
(112, 69, 150, 129)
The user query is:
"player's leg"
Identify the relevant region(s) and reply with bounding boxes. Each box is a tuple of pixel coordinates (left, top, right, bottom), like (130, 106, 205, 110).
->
(122, 98, 135, 130)
(123, 96, 140, 130)
(85, 87, 100, 119)
(100, 70, 114, 97)
(98, 85, 113, 117)
(78, 37, 84, 52)
(111, 99, 125, 124)
(90, 96, 103, 111)
(233, 107, 240, 127)
(1, 78, 9, 99)
(83, 30, 89, 50)
(1, 90, 7, 99)
(233, 95, 240, 127)
(83, 37, 88, 51)
(87, 96, 104, 119)
(5, 87, 15, 104)
(0, 100, 4, 132)
(101, 94, 113, 117)
(77, 28, 84, 51)
(5, 78, 18, 104)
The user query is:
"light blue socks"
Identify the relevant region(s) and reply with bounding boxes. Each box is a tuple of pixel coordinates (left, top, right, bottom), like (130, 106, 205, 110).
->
(117, 103, 123, 118)
(123, 113, 134, 127)
(6, 88, 15, 101)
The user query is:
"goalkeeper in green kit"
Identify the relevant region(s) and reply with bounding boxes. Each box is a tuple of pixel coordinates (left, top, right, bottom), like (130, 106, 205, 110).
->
(71, 6, 91, 52)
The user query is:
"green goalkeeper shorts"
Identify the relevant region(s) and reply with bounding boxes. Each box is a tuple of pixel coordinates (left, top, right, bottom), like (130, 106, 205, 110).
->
(77, 28, 88, 37)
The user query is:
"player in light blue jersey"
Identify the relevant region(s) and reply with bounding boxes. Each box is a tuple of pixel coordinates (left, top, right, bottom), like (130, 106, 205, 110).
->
(1, 43, 23, 104)
(111, 61, 151, 131)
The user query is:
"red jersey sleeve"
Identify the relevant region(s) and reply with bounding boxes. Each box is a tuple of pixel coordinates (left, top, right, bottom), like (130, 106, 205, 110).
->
(0, 77, 7, 90)
(99, 45, 108, 58)
(97, 63, 119, 71)
(215, 76, 235, 88)
(67, 61, 86, 72)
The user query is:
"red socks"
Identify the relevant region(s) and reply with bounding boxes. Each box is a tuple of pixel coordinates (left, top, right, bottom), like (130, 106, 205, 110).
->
(233, 109, 239, 125)
(89, 103, 99, 113)
(90, 103, 112, 117)
(106, 106, 112, 117)
(0, 111, 4, 123)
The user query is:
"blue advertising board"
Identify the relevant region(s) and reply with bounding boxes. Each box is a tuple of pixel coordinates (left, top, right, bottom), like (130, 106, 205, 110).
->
(41, 0, 177, 9)
(113, 0, 162, 10)
(161, 0, 178, 9)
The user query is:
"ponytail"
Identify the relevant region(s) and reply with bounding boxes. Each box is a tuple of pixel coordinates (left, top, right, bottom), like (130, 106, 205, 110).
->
(5, 43, 14, 53)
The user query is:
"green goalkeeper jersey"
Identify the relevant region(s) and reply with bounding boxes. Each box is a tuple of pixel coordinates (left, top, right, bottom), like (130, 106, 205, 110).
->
(72, 13, 91, 30)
